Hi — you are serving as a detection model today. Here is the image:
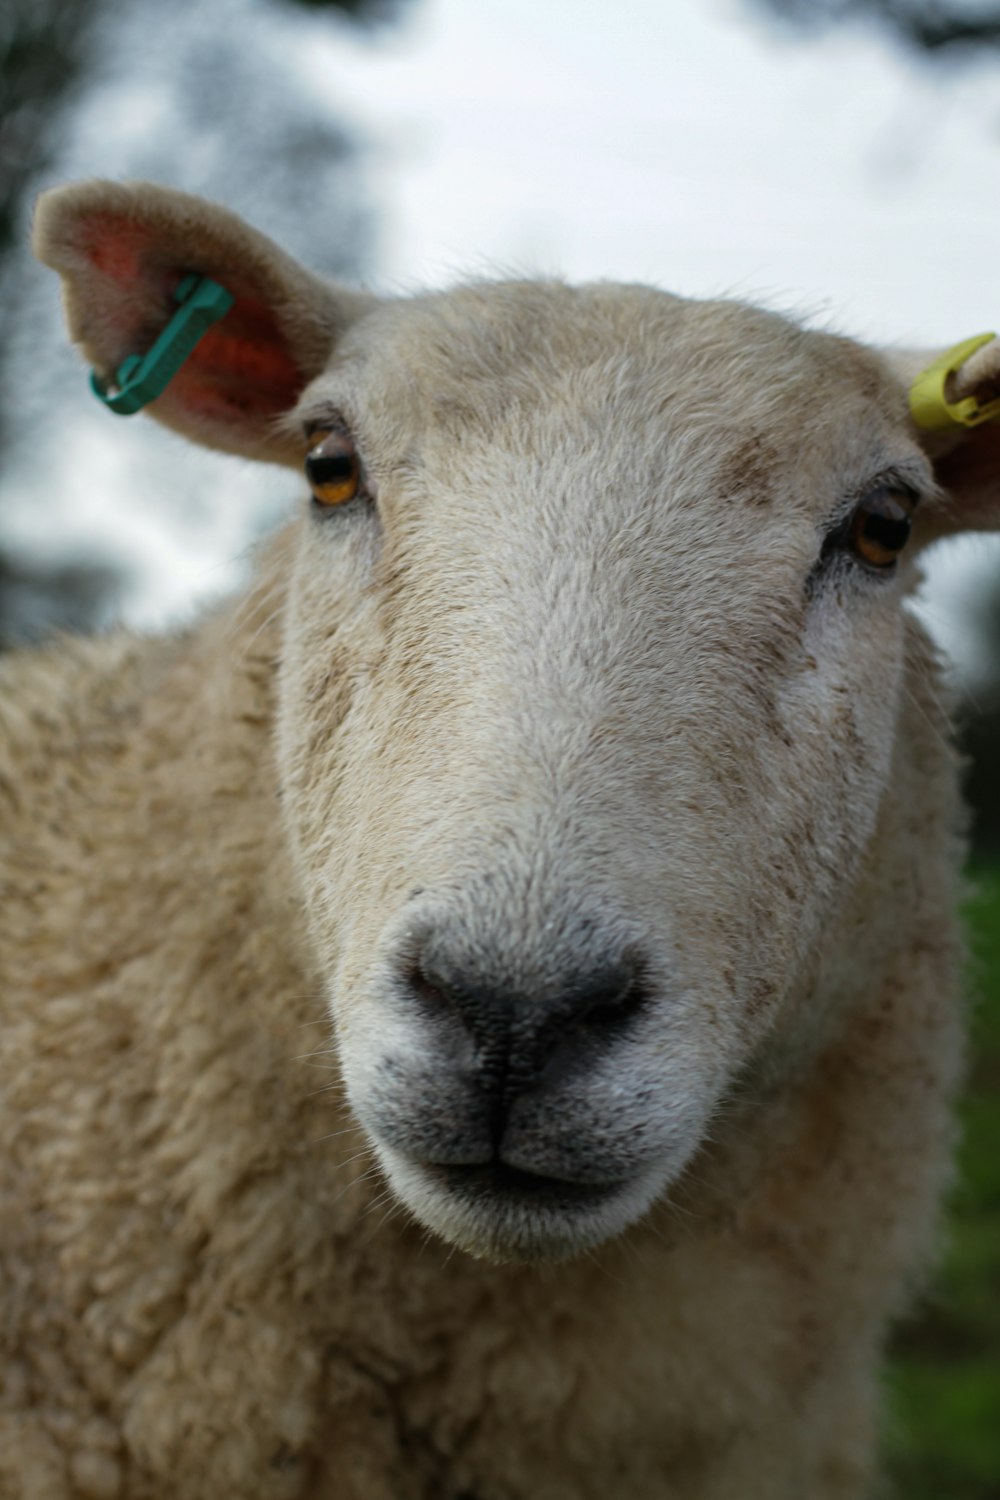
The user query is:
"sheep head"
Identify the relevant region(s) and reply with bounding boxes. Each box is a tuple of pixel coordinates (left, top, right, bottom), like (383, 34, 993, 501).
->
(34, 181, 1000, 1264)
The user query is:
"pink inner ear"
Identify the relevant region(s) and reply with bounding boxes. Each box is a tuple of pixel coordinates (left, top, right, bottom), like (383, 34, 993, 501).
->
(79, 212, 305, 422)
(81, 216, 148, 282)
(171, 289, 304, 419)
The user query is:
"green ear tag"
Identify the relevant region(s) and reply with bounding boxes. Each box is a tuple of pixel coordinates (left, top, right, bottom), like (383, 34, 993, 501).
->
(89, 275, 234, 416)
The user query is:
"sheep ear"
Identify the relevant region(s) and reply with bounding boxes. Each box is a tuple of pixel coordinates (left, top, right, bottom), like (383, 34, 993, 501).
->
(887, 336, 1000, 539)
(33, 179, 373, 466)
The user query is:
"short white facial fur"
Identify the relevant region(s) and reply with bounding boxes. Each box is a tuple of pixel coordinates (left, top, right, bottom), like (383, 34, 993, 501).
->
(275, 287, 934, 1261)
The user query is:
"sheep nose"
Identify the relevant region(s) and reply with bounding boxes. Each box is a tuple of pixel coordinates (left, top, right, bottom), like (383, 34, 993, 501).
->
(407, 946, 645, 1104)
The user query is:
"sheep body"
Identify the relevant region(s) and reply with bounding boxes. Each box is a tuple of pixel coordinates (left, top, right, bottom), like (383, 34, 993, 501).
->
(0, 179, 990, 1499)
(0, 545, 965, 1500)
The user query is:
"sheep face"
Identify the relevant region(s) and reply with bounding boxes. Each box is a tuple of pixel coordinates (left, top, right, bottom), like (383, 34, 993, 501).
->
(276, 284, 932, 1262)
(39, 181, 979, 1266)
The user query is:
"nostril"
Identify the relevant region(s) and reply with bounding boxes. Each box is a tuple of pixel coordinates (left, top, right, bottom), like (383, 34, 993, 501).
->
(578, 962, 647, 1032)
(540, 961, 647, 1060)
(407, 959, 451, 1011)
(405, 942, 647, 1050)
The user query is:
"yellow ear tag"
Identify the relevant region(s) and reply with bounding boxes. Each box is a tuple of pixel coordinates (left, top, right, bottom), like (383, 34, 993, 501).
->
(909, 332, 1000, 431)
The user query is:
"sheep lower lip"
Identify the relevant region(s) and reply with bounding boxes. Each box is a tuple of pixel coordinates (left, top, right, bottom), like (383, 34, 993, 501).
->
(433, 1162, 622, 1207)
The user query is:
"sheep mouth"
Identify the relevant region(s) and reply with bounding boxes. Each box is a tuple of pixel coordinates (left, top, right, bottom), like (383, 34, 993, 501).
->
(375, 1141, 666, 1261)
(430, 1160, 623, 1210)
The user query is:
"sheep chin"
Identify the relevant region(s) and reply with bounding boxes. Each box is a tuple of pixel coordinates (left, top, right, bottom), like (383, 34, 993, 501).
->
(372, 1143, 669, 1265)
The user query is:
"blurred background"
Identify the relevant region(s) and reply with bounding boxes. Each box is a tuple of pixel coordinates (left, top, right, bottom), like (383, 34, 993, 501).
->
(0, 0, 997, 1492)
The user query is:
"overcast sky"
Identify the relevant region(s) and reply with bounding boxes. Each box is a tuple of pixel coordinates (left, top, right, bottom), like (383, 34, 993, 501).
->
(9, 0, 1000, 676)
(313, 0, 1000, 343)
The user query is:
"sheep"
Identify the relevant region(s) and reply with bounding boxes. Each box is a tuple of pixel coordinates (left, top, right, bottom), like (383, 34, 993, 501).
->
(1, 176, 996, 1500)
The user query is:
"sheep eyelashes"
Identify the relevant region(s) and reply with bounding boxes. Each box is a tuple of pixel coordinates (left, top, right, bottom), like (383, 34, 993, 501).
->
(305, 429, 364, 509)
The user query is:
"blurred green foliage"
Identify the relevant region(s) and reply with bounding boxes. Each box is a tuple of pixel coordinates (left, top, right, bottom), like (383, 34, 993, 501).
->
(886, 864, 1000, 1498)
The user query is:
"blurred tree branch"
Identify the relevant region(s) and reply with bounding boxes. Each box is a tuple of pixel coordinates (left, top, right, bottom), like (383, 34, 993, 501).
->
(0, 552, 120, 649)
(286, 0, 407, 16)
(754, 1, 1000, 53)
(0, 0, 108, 297)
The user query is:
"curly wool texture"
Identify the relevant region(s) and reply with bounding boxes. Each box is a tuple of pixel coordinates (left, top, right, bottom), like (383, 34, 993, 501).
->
(0, 538, 968, 1500)
(0, 555, 971, 1500)
(0, 178, 989, 1499)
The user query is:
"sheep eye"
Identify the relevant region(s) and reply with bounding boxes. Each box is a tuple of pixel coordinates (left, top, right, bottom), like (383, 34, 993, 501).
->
(848, 486, 915, 569)
(305, 429, 361, 508)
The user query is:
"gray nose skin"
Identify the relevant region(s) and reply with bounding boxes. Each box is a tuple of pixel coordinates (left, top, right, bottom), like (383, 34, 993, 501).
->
(406, 946, 646, 1141)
